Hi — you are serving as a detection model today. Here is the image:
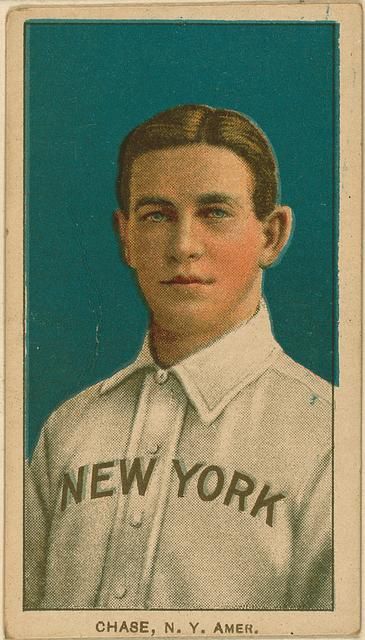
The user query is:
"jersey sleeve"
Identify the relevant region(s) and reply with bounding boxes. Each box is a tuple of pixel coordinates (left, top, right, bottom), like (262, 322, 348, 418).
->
(285, 447, 333, 609)
(24, 425, 52, 608)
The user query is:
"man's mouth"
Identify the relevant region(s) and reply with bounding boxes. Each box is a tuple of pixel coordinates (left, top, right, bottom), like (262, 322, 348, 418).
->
(160, 275, 215, 285)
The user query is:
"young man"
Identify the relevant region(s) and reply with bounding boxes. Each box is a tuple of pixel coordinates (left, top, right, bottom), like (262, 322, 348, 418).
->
(25, 105, 332, 610)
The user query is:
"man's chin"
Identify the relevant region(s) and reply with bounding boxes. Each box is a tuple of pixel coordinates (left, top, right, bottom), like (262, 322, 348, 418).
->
(151, 303, 218, 334)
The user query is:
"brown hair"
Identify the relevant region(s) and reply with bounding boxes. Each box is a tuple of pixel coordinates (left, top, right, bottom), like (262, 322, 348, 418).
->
(116, 104, 279, 220)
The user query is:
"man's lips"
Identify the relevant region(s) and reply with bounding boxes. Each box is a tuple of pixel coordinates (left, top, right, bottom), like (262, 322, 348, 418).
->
(160, 275, 215, 285)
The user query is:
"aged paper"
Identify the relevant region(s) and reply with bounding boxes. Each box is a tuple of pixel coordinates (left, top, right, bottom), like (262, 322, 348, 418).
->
(4, 2, 362, 638)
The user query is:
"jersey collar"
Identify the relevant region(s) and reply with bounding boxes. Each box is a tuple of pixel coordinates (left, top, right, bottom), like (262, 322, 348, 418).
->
(100, 299, 282, 425)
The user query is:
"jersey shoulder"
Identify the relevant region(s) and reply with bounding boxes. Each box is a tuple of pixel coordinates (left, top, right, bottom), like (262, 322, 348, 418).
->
(46, 357, 140, 431)
(271, 350, 332, 406)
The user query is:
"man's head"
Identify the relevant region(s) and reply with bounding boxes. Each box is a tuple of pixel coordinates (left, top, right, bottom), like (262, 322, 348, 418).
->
(116, 104, 278, 221)
(115, 105, 292, 343)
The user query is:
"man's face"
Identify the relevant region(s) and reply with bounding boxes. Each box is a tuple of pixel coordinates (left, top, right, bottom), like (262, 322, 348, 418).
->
(118, 144, 269, 334)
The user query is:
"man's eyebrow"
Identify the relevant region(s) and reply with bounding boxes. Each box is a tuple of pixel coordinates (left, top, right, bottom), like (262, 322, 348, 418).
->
(197, 192, 240, 206)
(134, 196, 175, 210)
(133, 192, 240, 211)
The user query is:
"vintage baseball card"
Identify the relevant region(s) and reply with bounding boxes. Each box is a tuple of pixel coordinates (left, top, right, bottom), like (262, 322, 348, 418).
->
(4, 1, 362, 638)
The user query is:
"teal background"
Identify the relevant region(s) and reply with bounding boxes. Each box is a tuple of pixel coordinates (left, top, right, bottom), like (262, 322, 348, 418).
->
(25, 21, 339, 457)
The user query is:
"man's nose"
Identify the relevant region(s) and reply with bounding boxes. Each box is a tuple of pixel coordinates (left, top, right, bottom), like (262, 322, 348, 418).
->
(168, 216, 204, 263)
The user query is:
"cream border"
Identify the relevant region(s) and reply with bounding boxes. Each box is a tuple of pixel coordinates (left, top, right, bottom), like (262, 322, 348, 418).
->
(4, 3, 362, 638)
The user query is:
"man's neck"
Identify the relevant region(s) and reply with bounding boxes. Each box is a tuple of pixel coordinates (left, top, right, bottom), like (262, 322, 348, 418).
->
(150, 298, 261, 367)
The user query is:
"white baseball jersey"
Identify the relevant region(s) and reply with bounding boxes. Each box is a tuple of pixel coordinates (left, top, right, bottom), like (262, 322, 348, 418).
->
(25, 301, 332, 610)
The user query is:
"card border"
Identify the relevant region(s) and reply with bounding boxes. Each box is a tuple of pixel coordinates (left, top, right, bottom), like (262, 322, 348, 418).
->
(4, 3, 362, 638)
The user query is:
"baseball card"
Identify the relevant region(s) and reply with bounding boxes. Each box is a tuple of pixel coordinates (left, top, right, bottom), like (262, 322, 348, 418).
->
(4, 2, 362, 638)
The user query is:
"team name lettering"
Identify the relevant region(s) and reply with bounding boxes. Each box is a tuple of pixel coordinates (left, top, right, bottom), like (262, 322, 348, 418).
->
(61, 457, 285, 526)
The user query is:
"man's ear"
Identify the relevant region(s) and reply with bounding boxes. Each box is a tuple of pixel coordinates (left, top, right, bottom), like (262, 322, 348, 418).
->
(113, 209, 134, 267)
(259, 206, 293, 269)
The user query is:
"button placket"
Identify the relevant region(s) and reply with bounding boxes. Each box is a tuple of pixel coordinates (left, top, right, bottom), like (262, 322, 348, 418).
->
(137, 384, 187, 607)
(100, 372, 185, 609)
(97, 373, 154, 607)
(143, 374, 175, 456)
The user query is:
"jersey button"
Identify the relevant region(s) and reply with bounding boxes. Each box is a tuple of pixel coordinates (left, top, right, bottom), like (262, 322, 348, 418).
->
(114, 577, 127, 599)
(154, 369, 169, 384)
(130, 512, 143, 528)
(147, 443, 159, 455)
(114, 586, 127, 599)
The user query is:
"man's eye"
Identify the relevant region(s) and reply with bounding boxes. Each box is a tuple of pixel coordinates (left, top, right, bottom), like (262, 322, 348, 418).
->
(204, 208, 230, 219)
(145, 211, 167, 222)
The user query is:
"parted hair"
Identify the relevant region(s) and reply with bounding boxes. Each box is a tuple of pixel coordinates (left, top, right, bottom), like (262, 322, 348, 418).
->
(116, 104, 279, 220)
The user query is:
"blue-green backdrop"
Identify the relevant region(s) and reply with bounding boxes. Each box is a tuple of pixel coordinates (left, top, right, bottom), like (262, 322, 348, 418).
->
(25, 21, 339, 458)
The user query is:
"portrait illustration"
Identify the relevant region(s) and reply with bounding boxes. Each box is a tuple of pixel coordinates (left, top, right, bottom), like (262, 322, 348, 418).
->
(25, 102, 334, 612)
